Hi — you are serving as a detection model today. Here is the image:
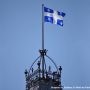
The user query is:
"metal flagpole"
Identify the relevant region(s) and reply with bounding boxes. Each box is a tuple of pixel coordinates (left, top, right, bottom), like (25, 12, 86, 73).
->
(41, 4, 45, 78)
(42, 4, 44, 50)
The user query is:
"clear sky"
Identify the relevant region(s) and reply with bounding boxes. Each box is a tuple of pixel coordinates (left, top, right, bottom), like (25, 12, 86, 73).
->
(0, 0, 90, 90)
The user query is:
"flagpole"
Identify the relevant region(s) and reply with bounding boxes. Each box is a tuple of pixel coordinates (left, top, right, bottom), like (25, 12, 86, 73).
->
(41, 4, 45, 78)
(42, 4, 44, 50)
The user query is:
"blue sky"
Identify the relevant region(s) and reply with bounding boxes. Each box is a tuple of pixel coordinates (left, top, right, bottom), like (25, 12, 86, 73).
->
(0, 0, 90, 90)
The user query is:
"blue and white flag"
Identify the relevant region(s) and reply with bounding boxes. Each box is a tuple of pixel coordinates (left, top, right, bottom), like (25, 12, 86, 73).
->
(44, 7, 65, 26)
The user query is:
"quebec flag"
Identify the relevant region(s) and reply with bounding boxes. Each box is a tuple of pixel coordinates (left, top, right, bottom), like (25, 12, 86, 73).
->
(44, 7, 65, 26)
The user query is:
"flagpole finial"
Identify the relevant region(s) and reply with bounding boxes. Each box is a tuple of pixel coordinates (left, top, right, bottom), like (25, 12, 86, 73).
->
(42, 4, 44, 6)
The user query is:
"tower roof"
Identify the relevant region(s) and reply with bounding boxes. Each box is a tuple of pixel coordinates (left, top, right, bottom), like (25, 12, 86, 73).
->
(25, 49, 63, 90)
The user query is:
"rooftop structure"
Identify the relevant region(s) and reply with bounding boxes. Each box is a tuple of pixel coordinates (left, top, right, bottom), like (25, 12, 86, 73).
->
(24, 49, 63, 90)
